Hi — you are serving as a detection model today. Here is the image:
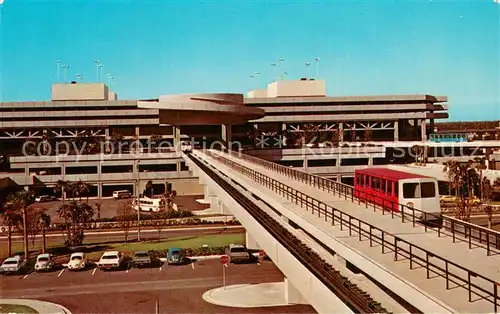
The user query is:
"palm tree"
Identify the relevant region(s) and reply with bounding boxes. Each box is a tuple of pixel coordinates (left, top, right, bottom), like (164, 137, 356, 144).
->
(473, 157, 487, 201)
(7, 190, 35, 260)
(363, 127, 372, 142)
(0, 205, 21, 257)
(39, 212, 51, 254)
(411, 145, 422, 165)
(55, 180, 69, 204)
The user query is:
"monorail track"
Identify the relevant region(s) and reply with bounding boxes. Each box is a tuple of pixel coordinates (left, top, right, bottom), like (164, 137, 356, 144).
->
(186, 152, 389, 314)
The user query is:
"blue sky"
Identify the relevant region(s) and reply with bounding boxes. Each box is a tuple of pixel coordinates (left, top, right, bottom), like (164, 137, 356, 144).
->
(0, 0, 499, 121)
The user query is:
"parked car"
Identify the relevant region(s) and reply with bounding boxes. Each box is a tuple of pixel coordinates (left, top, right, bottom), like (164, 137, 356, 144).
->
(0, 255, 26, 274)
(97, 251, 124, 270)
(35, 253, 55, 272)
(35, 195, 56, 203)
(167, 248, 185, 265)
(113, 190, 132, 199)
(225, 244, 251, 263)
(67, 252, 87, 271)
(132, 251, 151, 267)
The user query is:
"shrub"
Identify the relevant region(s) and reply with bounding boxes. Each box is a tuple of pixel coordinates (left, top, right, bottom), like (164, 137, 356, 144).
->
(148, 246, 226, 259)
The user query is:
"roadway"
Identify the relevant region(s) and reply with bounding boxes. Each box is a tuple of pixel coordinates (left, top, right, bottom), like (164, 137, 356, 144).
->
(0, 258, 315, 314)
(196, 149, 500, 313)
(0, 225, 245, 244)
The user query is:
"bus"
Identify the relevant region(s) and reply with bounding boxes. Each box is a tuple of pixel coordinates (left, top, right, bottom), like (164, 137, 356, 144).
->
(429, 133, 468, 143)
(132, 197, 165, 212)
(353, 168, 441, 220)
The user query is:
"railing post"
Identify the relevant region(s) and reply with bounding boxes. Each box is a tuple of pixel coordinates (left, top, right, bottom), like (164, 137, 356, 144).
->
(424, 213, 427, 232)
(349, 216, 352, 236)
(488, 232, 491, 256)
(400, 205, 404, 222)
(445, 261, 449, 290)
(340, 212, 343, 231)
(412, 209, 415, 227)
(426, 252, 430, 279)
(369, 225, 373, 247)
(452, 221, 455, 243)
(469, 226, 472, 249)
(495, 284, 498, 313)
(394, 237, 398, 261)
(358, 220, 362, 241)
(332, 208, 336, 226)
(324, 203, 327, 221)
(409, 245, 413, 269)
(382, 232, 385, 254)
(468, 272, 472, 302)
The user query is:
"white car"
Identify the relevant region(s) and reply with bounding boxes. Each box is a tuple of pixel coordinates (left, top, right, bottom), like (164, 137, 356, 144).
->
(35, 253, 55, 272)
(0, 255, 27, 274)
(67, 252, 87, 271)
(97, 251, 124, 270)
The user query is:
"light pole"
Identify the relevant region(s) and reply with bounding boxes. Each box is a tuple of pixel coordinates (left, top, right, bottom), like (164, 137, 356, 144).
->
(135, 159, 141, 241)
(56, 60, 61, 82)
(279, 58, 285, 80)
(94, 60, 100, 81)
(107, 74, 114, 87)
(62, 65, 70, 82)
(270, 63, 277, 82)
(305, 62, 311, 78)
(76, 74, 84, 81)
(315, 57, 320, 79)
(99, 64, 104, 83)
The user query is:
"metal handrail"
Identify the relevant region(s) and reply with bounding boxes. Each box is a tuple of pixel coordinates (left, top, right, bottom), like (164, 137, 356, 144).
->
(229, 150, 500, 256)
(203, 150, 500, 312)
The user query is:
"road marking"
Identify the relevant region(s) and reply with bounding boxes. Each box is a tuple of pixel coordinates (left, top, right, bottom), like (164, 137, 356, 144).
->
(159, 266, 162, 271)
(92, 268, 97, 276)
(191, 263, 195, 270)
(22, 274, 29, 280)
(257, 262, 260, 266)
(224, 264, 228, 268)
(57, 269, 65, 277)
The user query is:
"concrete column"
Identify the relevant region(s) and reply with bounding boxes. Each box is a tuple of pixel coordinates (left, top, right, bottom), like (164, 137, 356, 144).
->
(339, 122, 344, 142)
(173, 125, 181, 152)
(421, 119, 427, 142)
(245, 232, 260, 250)
(25, 165, 29, 176)
(253, 124, 261, 148)
(284, 277, 308, 305)
(394, 120, 399, 142)
(104, 128, 110, 153)
(337, 174, 342, 182)
(281, 123, 287, 147)
(176, 161, 181, 173)
(303, 156, 308, 172)
(368, 157, 373, 166)
(97, 183, 103, 198)
(221, 124, 232, 150)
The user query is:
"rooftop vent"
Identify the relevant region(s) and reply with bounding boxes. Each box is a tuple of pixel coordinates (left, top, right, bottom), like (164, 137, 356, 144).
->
(70, 81, 77, 84)
(300, 77, 307, 81)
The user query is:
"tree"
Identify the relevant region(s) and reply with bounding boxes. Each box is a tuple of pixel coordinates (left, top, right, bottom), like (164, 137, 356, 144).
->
(55, 180, 69, 204)
(332, 129, 340, 147)
(0, 205, 21, 257)
(152, 210, 169, 240)
(116, 202, 135, 243)
(39, 212, 51, 254)
(161, 190, 177, 212)
(58, 201, 94, 247)
(443, 160, 480, 221)
(350, 126, 356, 142)
(363, 127, 372, 142)
(95, 201, 102, 219)
(26, 207, 42, 249)
(411, 145, 425, 166)
(473, 157, 487, 201)
(7, 190, 36, 260)
(149, 134, 163, 152)
(144, 180, 154, 198)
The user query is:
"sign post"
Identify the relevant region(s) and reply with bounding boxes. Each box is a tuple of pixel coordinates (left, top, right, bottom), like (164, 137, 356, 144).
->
(220, 255, 228, 289)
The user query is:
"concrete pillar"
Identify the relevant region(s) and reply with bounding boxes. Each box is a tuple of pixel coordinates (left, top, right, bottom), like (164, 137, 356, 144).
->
(97, 183, 103, 198)
(221, 124, 232, 150)
(394, 120, 399, 142)
(337, 174, 342, 182)
(282, 123, 287, 147)
(421, 119, 427, 142)
(281, 215, 289, 225)
(176, 161, 181, 173)
(253, 124, 261, 148)
(173, 125, 181, 152)
(303, 156, 308, 172)
(284, 277, 308, 305)
(368, 157, 373, 166)
(339, 122, 344, 142)
(245, 232, 260, 250)
(104, 128, 110, 153)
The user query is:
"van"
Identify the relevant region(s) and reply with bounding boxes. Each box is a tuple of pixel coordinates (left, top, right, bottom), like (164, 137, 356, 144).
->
(113, 190, 132, 199)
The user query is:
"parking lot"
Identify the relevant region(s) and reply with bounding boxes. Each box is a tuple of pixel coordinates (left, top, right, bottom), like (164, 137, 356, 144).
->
(0, 258, 316, 313)
(33, 194, 208, 222)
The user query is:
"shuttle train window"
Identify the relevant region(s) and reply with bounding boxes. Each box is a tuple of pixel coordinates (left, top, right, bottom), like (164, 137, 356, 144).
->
(403, 183, 420, 198)
(373, 177, 380, 190)
(420, 182, 436, 198)
(387, 181, 393, 195)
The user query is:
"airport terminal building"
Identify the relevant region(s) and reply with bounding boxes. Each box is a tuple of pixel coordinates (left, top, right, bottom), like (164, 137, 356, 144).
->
(0, 79, 450, 196)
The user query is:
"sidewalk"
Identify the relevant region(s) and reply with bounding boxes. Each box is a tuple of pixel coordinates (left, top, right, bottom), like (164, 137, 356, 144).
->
(202, 283, 290, 308)
(0, 299, 71, 314)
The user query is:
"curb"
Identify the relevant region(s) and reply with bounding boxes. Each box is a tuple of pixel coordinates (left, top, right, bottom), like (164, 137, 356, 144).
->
(0, 299, 72, 314)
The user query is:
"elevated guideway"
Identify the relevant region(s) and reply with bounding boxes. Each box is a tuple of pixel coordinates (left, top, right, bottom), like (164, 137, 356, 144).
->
(184, 152, 390, 313)
(193, 149, 500, 313)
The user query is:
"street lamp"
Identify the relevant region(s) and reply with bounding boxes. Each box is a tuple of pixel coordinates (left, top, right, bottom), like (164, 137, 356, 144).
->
(62, 65, 70, 82)
(135, 159, 141, 241)
(315, 57, 320, 79)
(94, 60, 100, 81)
(305, 62, 311, 78)
(279, 58, 285, 80)
(99, 64, 104, 82)
(270, 63, 277, 82)
(56, 60, 61, 82)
